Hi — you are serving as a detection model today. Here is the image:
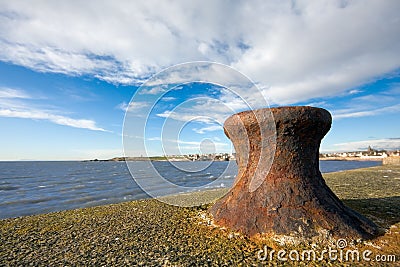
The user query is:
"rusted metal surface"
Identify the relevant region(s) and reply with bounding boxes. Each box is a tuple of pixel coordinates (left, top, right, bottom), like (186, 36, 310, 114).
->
(210, 106, 380, 239)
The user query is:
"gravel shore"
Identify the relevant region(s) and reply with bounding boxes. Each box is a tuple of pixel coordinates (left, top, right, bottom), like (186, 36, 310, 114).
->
(1, 165, 399, 266)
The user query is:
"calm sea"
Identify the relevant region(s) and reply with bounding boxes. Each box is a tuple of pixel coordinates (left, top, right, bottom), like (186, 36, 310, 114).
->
(0, 160, 380, 219)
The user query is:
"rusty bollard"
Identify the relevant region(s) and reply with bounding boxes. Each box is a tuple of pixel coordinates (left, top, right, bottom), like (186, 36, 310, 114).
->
(210, 106, 380, 240)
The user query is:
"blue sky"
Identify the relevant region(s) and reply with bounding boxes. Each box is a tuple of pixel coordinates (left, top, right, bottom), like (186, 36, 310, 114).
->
(0, 1, 399, 160)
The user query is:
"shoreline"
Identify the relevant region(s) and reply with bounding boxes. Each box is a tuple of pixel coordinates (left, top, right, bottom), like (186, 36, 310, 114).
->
(1, 165, 399, 265)
(319, 157, 383, 161)
(97, 157, 383, 162)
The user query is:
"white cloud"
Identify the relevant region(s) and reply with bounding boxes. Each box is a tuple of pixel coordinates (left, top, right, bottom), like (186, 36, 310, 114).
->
(118, 101, 149, 112)
(139, 86, 166, 95)
(329, 84, 400, 120)
(0, 108, 106, 131)
(304, 101, 327, 107)
(352, 94, 395, 104)
(333, 104, 400, 119)
(0, 88, 106, 131)
(386, 84, 400, 94)
(156, 110, 172, 118)
(193, 125, 222, 134)
(0, 1, 399, 104)
(160, 96, 176, 102)
(147, 137, 161, 141)
(0, 88, 31, 99)
(155, 88, 256, 126)
(348, 89, 362, 95)
(332, 138, 400, 151)
(156, 110, 215, 124)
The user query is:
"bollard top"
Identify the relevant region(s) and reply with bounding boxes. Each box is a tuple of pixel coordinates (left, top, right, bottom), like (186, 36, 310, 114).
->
(224, 106, 331, 138)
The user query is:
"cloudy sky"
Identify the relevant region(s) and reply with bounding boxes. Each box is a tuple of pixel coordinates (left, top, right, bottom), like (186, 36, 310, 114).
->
(0, 0, 399, 160)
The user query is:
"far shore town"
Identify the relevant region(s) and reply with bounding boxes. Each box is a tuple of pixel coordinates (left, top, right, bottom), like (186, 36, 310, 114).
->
(99, 147, 400, 162)
(320, 146, 400, 161)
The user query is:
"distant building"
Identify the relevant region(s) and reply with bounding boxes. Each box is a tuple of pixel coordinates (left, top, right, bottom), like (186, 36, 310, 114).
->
(320, 147, 394, 160)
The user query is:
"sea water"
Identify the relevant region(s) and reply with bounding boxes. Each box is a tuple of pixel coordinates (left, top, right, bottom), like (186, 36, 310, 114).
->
(0, 160, 380, 219)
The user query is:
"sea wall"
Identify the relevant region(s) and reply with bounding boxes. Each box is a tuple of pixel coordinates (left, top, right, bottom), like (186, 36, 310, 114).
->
(383, 156, 400, 165)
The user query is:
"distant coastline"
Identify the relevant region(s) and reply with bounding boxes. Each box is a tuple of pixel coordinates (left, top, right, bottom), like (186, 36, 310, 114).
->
(83, 148, 400, 163)
(84, 156, 165, 162)
(319, 157, 383, 161)
(85, 156, 386, 162)
(86, 155, 234, 162)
